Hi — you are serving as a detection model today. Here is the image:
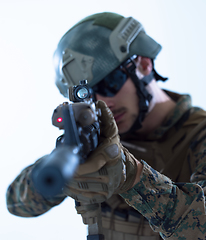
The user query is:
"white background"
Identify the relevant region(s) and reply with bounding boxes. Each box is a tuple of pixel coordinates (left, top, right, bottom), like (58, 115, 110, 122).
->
(1, 0, 206, 239)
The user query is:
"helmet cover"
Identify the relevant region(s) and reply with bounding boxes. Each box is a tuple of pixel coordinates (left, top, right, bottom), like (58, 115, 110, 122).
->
(53, 12, 162, 97)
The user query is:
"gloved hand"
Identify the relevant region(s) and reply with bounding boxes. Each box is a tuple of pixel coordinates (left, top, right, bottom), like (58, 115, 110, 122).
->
(63, 100, 138, 203)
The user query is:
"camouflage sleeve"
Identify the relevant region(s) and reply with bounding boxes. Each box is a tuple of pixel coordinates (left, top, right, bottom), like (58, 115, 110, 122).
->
(189, 127, 206, 190)
(6, 156, 66, 217)
(120, 160, 206, 239)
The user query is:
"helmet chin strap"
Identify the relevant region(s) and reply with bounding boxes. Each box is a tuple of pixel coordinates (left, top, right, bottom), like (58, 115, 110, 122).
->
(120, 57, 154, 136)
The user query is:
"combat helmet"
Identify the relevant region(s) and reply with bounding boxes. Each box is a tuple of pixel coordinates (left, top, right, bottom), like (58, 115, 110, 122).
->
(53, 12, 166, 130)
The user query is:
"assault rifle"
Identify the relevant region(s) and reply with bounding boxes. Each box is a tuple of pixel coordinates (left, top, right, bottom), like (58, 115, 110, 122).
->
(32, 80, 104, 240)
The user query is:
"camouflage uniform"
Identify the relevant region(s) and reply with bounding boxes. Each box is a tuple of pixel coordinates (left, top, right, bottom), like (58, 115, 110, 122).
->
(6, 91, 206, 239)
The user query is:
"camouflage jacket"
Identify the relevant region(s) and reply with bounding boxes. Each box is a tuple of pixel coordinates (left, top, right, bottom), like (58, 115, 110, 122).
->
(6, 91, 206, 239)
(120, 91, 206, 239)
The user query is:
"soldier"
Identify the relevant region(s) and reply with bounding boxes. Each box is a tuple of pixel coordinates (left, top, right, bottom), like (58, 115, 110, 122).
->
(6, 12, 206, 240)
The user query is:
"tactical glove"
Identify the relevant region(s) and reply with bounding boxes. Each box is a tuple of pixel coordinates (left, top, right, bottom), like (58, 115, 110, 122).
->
(63, 100, 137, 203)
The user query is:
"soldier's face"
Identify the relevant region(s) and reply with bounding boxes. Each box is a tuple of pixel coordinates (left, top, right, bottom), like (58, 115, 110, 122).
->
(95, 78, 139, 134)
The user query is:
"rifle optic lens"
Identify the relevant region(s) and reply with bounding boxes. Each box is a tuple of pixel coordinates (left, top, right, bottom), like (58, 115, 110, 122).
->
(77, 87, 89, 99)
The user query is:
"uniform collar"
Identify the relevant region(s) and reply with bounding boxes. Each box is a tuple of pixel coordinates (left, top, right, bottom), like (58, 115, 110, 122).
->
(148, 90, 192, 139)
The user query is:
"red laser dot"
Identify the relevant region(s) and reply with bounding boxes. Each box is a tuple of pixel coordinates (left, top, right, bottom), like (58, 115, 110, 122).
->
(57, 117, 62, 122)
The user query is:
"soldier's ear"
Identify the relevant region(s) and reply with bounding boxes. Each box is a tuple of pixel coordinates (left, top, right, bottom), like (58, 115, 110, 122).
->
(135, 56, 153, 76)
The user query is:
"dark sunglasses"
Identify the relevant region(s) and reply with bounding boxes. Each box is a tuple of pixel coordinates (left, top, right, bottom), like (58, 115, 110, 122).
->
(92, 67, 128, 97)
